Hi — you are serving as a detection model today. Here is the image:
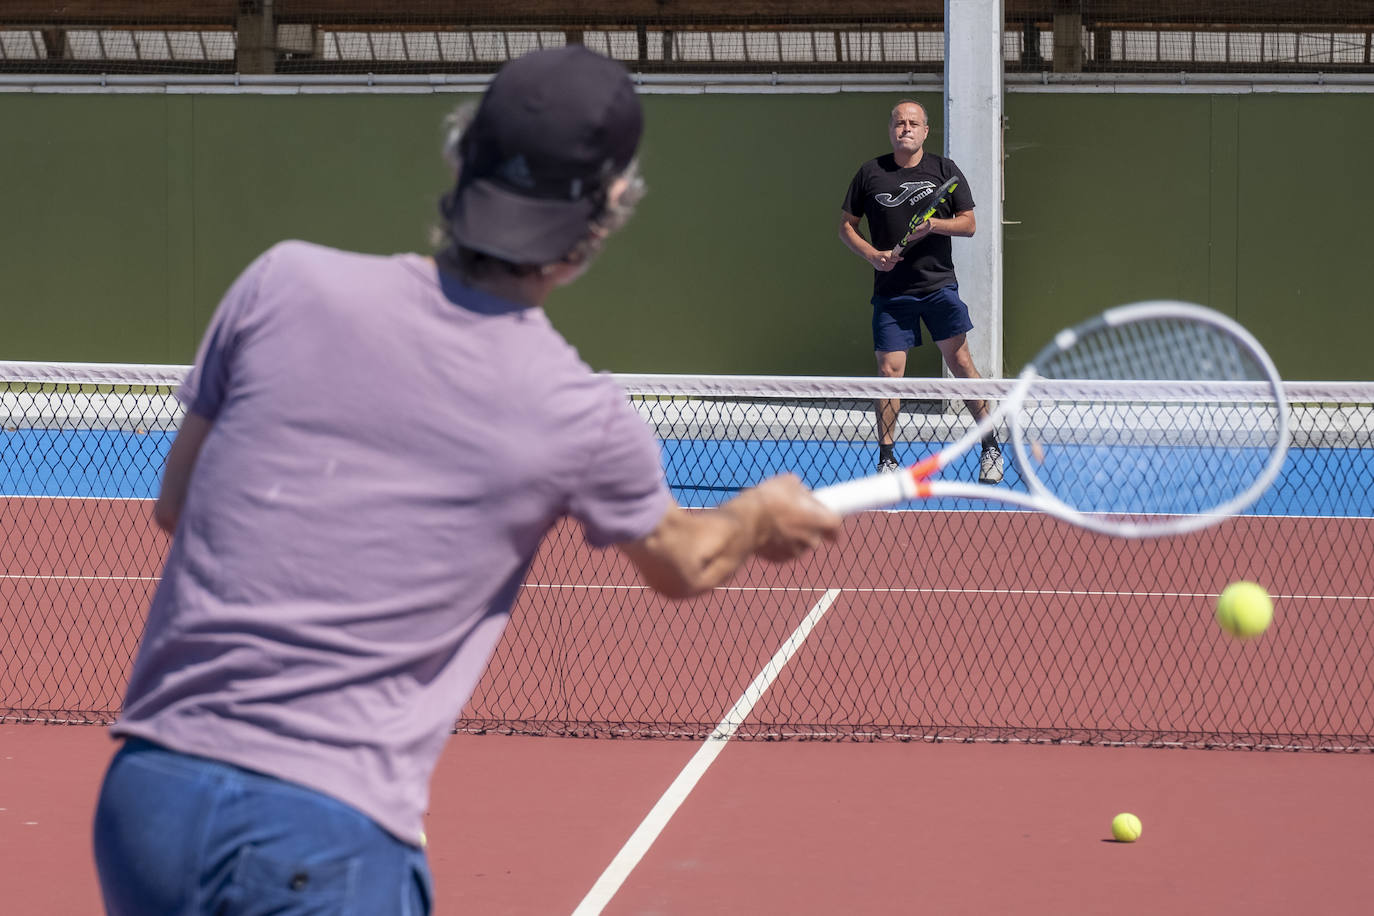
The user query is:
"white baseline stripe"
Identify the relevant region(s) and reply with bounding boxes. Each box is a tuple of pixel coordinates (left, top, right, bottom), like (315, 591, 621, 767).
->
(708, 507, 1374, 523)
(0, 502, 1369, 532)
(570, 588, 841, 916)
(0, 574, 161, 582)
(4, 574, 1364, 603)
(0, 496, 1367, 522)
(0, 494, 155, 502)
(1, 571, 1367, 604)
(523, 583, 1372, 602)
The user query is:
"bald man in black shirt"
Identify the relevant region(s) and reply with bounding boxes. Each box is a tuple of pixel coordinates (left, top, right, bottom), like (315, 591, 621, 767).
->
(839, 99, 1002, 485)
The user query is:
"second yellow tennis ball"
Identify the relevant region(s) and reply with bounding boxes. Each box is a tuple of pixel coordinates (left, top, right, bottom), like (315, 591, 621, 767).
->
(1216, 581, 1274, 639)
(1111, 812, 1142, 843)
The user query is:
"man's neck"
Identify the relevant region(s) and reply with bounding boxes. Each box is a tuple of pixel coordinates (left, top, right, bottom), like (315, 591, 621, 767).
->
(430, 255, 552, 308)
(469, 272, 552, 308)
(893, 147, 925, 169)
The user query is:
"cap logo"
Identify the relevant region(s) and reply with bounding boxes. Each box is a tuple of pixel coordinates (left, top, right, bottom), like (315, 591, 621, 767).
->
(499, 154, 534, 188)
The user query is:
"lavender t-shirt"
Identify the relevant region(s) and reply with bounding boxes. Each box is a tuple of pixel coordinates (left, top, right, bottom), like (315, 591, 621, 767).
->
(112, 241, 671, 844)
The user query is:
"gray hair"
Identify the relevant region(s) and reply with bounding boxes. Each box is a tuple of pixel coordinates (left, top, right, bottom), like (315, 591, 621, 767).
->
(890, 98, 930, 125)
(432, 100, 646, 276)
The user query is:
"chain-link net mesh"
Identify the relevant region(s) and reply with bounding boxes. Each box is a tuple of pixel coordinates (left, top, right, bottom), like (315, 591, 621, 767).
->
(1, 364, 180, 723)
(2, 363, 1371, 750)
(1, 3, 1370, 76)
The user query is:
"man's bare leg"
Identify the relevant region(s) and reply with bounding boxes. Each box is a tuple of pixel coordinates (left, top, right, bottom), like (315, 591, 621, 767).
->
(874, 349, 906, 470)
(935, 333, 1002, 484)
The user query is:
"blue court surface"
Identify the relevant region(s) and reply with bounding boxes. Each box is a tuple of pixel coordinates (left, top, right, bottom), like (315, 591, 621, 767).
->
(2, 430, 1370, 518)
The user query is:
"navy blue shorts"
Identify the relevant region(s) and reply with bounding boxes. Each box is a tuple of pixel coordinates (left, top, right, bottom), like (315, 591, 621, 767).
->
(871, 284, 974, 352)
(94, 739, 434, 916)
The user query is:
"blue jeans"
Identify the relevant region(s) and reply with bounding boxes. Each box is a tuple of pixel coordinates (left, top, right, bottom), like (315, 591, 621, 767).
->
(93, 738, 433, 916)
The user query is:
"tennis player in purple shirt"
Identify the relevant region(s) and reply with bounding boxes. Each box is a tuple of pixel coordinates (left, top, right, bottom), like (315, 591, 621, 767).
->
(92, 46, 840, 915)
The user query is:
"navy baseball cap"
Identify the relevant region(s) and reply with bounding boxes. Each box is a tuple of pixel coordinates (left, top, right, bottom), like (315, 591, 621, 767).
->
(444, 45, 644, 264)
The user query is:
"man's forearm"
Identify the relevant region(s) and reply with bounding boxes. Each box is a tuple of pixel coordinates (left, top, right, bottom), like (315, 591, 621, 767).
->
(623, 495, 772, 598)
(839, 221, 879, 261)
(619, 476, 840, 599)
(925, 212, 976, 238)
(153, 411, 213, 533)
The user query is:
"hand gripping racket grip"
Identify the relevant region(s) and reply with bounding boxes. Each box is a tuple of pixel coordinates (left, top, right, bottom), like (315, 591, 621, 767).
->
(813, 469, 920, 516)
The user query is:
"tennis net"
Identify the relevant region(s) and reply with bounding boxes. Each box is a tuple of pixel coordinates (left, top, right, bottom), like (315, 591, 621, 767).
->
(3, 362, 1372, 750)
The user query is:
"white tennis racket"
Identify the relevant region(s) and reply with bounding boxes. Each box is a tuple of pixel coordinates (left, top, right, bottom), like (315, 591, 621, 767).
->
(815, 301, 1290, 537)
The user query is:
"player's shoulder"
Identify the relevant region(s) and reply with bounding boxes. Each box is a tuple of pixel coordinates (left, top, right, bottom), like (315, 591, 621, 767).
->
(536, 332, 611, 396)
(531, 343, 636, 432)
(927, 154, 971, 189)
(923, 152, 960, 175)
(865, 153, 899, 173)
(850, 153, 893, 178)
(253, 241, 421, 293)
(260, 239, 387, 270)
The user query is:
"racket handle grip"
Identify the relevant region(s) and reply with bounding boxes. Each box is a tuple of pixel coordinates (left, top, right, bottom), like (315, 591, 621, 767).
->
(813, 471, 917, 515)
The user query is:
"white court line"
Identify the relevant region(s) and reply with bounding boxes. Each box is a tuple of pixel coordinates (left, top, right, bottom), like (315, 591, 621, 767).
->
(569, 587, 841, 916)
(2, 492, 1371, 521)
(523, 583, 1374, 602)
(0, 574, 160, 581)
(727, 506, 1374, 522)
(0, 494, 154, 501)
(1, 574, 1368, 603)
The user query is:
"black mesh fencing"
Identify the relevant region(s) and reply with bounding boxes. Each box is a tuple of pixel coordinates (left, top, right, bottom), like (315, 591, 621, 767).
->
(2, 365, 1371, 750)
(2, 2, 1371, 76)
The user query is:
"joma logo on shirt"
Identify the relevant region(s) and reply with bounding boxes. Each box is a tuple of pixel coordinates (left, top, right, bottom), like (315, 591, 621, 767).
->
(875, 181, 936, 208)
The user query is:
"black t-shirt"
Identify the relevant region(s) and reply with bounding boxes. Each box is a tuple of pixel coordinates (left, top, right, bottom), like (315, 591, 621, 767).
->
(841, 152, 975, 301)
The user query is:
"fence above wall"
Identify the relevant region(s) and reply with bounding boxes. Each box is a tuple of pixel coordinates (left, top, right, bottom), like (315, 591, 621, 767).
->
(2, 1, 1373, 75)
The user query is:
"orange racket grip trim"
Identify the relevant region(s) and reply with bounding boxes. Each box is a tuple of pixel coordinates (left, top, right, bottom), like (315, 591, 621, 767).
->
(913, 480, 934, 499)
(909, 454, 941, 481)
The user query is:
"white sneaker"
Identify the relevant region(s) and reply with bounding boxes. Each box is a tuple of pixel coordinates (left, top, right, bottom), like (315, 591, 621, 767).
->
(978, 444, 1003, 485)
(877, 456, 900, 473)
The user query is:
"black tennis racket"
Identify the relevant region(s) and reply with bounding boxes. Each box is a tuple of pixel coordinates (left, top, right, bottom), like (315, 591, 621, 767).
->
(893, 176, 959, 253)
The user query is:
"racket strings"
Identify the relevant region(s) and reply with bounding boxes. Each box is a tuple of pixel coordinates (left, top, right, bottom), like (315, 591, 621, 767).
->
(1043, 318, 1260, 383)
(1017, 316, 1285, 524)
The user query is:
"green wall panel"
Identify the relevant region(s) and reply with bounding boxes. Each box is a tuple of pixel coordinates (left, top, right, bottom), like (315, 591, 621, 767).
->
(1, 96, 175, 362)
(188, 94, 453, 359)
(164, 95, 198, 358)
(1, 89, 1369, 379)
(1234, 94, 1374, 379)
(1002, 94, 1215, 372)
(1205, 95, 1240, 318)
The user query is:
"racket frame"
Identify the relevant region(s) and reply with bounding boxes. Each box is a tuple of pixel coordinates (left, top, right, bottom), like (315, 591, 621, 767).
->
(815, 301, 1291, 538)
(894, 175, 960, 252)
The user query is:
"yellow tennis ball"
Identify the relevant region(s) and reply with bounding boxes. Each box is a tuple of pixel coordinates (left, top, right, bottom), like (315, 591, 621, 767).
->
(1216, 581, 1274, 639)
(1111, 812, 1142, 843)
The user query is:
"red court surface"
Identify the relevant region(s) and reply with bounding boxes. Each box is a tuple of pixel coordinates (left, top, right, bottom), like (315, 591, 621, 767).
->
(4, 503, 1372, 913)
(473, 513, 1374, 748)
(3, 724, 1372, 914)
